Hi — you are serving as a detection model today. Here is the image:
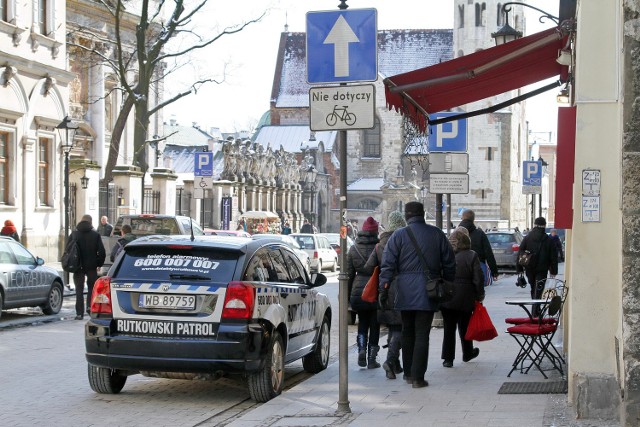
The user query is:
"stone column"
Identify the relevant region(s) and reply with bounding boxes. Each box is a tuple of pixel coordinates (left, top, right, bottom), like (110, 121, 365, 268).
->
(150, 168, 178, 214)
(112, 165, 144, 216)
(89, 61, 105, 178)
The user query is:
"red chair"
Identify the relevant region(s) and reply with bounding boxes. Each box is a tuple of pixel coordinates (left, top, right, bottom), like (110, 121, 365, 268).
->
(507, 293, 564, 379)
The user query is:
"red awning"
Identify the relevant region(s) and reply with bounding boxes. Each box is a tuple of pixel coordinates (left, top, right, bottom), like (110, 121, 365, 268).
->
(384, 27, 570, 132)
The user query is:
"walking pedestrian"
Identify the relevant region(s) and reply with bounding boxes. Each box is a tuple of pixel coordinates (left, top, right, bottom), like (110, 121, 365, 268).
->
(97, 216, 113, 236)
(440, 227, 485, 368)
(458, 209, 499, 285)
(282, 221, 292, 235)
(348, 216, 381, 369)
(69, 214, 106, 320)
(379, 202, 456, 388)
(300, 218, 314, 233)
(363, 210, 406, 379)
(0, 219, 20, 241)
(550, 229, 564, 262)
(110, 224, 136, 262)
(517, 217, 558, 303)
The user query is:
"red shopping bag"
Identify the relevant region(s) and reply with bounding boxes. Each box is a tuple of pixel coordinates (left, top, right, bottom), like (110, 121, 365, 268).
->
(465, 301, 498, 341)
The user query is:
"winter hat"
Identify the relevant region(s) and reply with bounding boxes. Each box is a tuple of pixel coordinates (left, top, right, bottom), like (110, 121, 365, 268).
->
(362, 216, 379, 233)
(404, 201, 425, 220)
(387, 211, 406, 232)
(534, 217, 547, 227)
(4, 220, 14, 227)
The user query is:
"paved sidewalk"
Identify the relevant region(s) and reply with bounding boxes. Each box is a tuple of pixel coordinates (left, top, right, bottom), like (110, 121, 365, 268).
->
(227, 270, 620, 427)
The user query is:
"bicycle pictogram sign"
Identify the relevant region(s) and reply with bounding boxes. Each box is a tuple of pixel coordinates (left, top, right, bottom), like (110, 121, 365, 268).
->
(326, 105, 357, 126)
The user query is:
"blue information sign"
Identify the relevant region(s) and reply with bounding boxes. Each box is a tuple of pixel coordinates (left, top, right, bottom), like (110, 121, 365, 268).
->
(428, 112, 468, 152)
(306, 9, 377, 84)
(194, 152, 213, 176)
(523, 161, 542, 186)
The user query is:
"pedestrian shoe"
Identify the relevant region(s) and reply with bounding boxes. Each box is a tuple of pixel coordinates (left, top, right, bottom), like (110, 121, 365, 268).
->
(383, 361, 396, 380)
(357, 350, 367, 367)
(403, 375, 413, 384)
(412, 379, 429, 388)
(392, 360, 403, 374)
(74, 315, 84, 320)
(442, 360, 454, 368)
(463, 348, 480, 362)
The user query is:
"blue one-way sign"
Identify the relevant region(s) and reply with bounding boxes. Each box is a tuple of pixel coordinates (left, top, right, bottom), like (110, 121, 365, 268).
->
(428, 112, 467, 152)
(306, 9, 377, 84)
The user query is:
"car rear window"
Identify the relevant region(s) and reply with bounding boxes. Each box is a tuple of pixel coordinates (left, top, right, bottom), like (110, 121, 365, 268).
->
(113, 218, 180, 236)
(487, 233, 516, 244)
(114, 246, 239, 282)
(293, 236, 315, 250)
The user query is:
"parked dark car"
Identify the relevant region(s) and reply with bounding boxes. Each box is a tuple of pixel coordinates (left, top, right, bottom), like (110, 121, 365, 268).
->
(0, 237, 64, 319)
(486, 230, 523, 272)
(85, 235, 331, 402)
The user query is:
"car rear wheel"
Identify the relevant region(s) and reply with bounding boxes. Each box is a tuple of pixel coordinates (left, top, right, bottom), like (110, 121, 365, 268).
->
(41, 282, 63, 315)
(248, 331, 285, 402)
(303, 316, 330, 373)
(316, 260, 322, 273)
(331, 258, 338, 272)
(0, 291, 3, 320)
(87, 364, 127, 394)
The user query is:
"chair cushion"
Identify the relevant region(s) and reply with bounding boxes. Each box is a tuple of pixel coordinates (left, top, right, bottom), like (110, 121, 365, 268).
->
(507, 323, 557, 335)
(505, 317, 558, 325)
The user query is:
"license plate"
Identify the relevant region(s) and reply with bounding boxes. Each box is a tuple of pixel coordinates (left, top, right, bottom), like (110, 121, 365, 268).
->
(493, 249, 506, 254)
(139, 294, 196, 310)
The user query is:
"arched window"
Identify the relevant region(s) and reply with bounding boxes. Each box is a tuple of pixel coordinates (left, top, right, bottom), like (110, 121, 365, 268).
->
(363, 116, 380, 158)
(357, 199, 379, 210)
(475, 3, 481, 26)
(457, 49, 464, 58)
(481, 3, 487, 27)
(497, 3, 504, 26)
(458, 5, 464, 28)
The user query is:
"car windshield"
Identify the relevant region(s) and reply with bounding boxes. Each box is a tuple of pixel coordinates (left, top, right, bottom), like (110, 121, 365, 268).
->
(114, 246, 239, 282)
(487, 233, 516, 244)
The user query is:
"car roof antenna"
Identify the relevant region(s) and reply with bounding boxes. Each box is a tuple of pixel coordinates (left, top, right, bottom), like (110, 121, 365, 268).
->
(190, 217, 195, 242)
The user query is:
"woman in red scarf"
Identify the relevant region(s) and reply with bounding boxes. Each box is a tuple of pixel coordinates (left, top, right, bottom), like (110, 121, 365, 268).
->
(1, 220, 20, 241)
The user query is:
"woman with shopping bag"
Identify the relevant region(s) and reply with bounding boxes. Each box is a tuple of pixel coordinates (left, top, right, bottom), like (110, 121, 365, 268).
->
(440, 227, 485, 368)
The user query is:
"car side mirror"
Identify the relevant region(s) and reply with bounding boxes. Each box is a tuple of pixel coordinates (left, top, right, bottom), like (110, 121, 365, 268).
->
(309, 272, 327, 287)
(36, 257, 45, 266)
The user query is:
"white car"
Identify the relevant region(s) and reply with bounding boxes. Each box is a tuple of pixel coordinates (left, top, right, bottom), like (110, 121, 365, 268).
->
(291, 233, 339, 273)
(251, 234, 311, 273)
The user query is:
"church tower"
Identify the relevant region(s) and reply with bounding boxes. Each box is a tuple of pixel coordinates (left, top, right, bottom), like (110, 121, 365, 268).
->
(451, 1, 529, 227)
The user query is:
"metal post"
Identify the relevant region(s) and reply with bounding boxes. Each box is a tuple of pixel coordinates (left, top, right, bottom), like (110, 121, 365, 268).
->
(446, 193, 452, 234)
(63, 149, 70, 285)
(531, 195, 535, 229)
(336, 1, 351, 415)
(538, 192, 542, 218)
(436, 193, 443, 229)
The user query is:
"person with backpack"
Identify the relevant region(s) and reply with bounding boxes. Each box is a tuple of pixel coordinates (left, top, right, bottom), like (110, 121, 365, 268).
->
(69, 214, 106, 320)
(516, 217, 558, 301)
(110, 224, 136, 262)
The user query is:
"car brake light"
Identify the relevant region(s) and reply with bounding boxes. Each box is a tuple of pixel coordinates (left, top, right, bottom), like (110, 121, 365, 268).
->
(512, 243, 520, 252)
(314, 251, 319, 259)
(167, 245, 193, 249)
(90, 276, 113, 315)
(221, 281, 255, 320)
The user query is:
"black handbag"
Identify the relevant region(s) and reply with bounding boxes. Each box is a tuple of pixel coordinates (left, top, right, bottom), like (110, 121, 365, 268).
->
(406, 226, 455, 304)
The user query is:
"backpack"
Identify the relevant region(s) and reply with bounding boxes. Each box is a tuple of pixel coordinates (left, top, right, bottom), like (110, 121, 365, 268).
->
(62, 236, 82, 273)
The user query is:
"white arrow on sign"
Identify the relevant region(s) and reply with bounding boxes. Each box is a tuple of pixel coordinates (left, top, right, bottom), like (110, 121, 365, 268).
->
(323, 15, 359, 77)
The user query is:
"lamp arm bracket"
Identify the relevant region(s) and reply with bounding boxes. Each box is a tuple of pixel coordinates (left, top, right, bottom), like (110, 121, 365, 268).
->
(502, 2, 559, 25)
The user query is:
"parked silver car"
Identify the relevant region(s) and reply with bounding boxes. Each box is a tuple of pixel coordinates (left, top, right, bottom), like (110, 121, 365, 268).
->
(291, 234, 339, 273)
(486, 230, 523, 272)
(0, 237, 64, 319)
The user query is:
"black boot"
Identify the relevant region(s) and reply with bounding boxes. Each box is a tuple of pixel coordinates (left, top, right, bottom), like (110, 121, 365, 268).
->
(367, 346, 381, 369)
(382, 360, 396, 379)
(357, 334, 367, 367)
(392, 359, 403, 374)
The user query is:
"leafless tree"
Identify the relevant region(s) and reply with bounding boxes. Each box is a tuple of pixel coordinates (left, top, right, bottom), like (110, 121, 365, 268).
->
(69, 0, 265, 183)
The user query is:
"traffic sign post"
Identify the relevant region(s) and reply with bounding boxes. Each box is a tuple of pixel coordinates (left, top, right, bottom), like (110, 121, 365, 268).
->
(306, 9, 378, 84)
(428, 152, 469, 173)
(309, 84, 375, 131)
(428, 112, 468, 152)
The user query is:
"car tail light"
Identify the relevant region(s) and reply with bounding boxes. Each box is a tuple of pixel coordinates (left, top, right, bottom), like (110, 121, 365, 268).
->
(512, 243, 520, 252)
(221, 281, 255, 320)
(313, 251, 319, 259)
(335, 248, 341, 254)
(91, 276, 113, 315)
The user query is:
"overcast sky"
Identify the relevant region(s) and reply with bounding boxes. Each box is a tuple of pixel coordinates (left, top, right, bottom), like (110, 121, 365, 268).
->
(163, 0, 559, 136)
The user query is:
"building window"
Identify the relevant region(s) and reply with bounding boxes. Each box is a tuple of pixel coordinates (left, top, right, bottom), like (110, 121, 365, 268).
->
(1, 0, 8, 22)
(38, 137, 51, 206)
(0, 131, 8, 204)
(458, 5, 464, 28)
(357, 199, 379, 211)
(497, 3, 504, 26)
(486, 146, 495, 161)
(363, 117, 380, 158)
(475, 2, 486, 27)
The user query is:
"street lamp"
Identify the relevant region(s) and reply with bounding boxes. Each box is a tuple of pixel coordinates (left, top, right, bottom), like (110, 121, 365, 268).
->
(80, 173, 89, 190)
(56, 116, 78, 247)
(303, 164, 318, 224)
(492, 2, 559, 46)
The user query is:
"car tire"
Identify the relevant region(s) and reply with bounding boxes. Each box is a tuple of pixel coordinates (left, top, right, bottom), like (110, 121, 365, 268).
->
(303, 316, 330, 373)
(0, 291, 3, 320)
(331, 258, 338, 272)
(41, 282, 63, 315)
(248, 331, 285, 402)
(87, 363, 127, 394)
(348, 310, 357, 325)
(316, 261, 322, 273)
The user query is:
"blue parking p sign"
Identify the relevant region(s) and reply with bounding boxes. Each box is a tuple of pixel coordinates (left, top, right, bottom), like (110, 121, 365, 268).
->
(306, 9, 377, 84)
(523, 161, 542, 186)
(428, 112, 467, 152)
(194, 152, 213, 176)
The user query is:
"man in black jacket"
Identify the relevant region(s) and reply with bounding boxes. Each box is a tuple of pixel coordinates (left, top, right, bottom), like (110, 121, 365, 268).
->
(517, 217, 558, 301)
(70, 214, 106, 319)
(458, 210, 499, 283)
